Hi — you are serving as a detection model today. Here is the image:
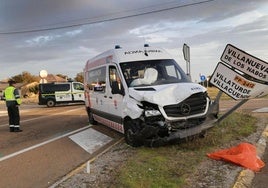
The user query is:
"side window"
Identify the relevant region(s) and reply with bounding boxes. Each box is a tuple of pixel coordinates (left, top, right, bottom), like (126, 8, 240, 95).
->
(166, 65, 181, 80)
(109, 66, 124, 95)
(87, 67, 106, 92)
(73, 83, 84, 90)
(46, 84, 70, 92)
(40, 83, 70, 93)
(56, 84, 70, 91)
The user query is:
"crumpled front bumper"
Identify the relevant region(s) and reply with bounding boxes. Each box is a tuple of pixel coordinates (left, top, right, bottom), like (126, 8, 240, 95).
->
(142, 117, 218, 147)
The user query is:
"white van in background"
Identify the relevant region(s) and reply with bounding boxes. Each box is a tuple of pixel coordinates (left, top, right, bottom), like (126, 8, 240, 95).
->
(38, 82, 84, 107)
(84, 44, 218, 147)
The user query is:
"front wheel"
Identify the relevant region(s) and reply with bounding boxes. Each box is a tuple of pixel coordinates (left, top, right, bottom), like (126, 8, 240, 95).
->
(124, 119, 143, 147)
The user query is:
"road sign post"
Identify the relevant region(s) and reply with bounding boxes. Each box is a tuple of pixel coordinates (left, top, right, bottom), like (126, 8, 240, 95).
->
(209, 44, 268, 122)
(220, 44, 268, 83)
(210, 62, 268, 100)
(183, 43, 191, 78)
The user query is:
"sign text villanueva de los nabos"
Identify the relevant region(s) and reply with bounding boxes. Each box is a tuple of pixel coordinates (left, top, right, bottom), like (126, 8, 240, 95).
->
(210, 44, 268, 100)
(221, 44, 267, 82)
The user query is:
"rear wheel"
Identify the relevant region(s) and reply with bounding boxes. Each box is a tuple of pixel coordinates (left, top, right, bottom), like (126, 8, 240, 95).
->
(87, 108, 97, 125)
(46, 99, 55, 107)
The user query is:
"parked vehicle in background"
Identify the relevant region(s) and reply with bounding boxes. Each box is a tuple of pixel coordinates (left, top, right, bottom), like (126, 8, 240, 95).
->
(84, 44, 218, 147)
(38, 81, 84, 107)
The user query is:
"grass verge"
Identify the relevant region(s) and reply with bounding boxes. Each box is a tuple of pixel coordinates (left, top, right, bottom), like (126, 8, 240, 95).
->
(112, 112, 257, 188)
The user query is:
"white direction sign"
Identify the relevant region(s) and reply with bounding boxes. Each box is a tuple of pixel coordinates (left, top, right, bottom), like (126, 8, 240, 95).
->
(221, 44, 268, 82)
(210, 62, 268, 100)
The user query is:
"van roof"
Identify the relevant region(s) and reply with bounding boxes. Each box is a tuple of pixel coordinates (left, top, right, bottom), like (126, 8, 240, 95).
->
(85, 46, 173, 70)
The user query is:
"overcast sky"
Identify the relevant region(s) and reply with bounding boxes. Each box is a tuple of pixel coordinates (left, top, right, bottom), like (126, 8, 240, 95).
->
(0, 0, 268, 82)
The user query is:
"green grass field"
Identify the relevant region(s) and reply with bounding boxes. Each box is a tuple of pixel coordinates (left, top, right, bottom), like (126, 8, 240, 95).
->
(112, 112, 257, 188)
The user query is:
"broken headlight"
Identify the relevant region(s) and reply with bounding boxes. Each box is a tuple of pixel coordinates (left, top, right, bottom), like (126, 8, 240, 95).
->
(139, 101, 162, 117)
(145, 110, 161, 117)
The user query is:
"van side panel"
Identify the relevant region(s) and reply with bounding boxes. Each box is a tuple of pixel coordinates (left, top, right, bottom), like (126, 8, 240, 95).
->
(72, 82, 85, 101)
(55, 84, 72, 102)
(84, 52, 126, 133)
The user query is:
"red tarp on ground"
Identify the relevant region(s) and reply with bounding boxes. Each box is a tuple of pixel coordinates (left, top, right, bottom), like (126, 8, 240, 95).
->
(207, 142, 265, 172)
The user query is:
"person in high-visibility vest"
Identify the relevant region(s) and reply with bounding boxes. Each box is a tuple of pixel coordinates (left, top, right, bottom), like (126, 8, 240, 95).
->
(3, 79, 22, 132)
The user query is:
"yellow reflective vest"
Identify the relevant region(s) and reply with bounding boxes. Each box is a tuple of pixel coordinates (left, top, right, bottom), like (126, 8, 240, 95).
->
(4, 86, 22, 105)
(4, 86, 16, 100)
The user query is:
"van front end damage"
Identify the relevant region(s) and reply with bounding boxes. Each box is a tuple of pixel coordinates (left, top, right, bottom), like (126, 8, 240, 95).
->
(123, 89, 219, 147)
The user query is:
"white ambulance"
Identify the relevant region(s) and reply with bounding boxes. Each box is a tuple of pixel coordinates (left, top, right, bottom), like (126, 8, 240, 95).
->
(84, 45, 218, 147)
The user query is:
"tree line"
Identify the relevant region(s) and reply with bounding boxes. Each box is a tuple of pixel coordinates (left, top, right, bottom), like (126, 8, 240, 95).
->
(9, 71, 84, 84)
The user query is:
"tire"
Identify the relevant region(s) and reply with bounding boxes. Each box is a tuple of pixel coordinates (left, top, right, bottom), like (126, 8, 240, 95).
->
(124, 119, 143, 147)
(87, 108, 97, 125)
(46, 99, 55, 107)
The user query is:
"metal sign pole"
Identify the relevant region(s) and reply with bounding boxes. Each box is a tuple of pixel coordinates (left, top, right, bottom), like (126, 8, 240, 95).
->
(217, 99, 249, 123)
(183, 43, 191, 79)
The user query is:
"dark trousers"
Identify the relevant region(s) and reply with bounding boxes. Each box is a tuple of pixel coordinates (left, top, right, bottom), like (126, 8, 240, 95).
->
(7, 105, 20, 125)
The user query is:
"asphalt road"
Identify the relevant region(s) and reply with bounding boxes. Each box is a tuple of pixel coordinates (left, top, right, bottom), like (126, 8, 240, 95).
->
(0, 98, 267, 188)
(0, 103, 122, 188)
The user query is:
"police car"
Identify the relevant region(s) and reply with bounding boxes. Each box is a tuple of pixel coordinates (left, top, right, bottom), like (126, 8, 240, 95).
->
(38, 81, 84, 107)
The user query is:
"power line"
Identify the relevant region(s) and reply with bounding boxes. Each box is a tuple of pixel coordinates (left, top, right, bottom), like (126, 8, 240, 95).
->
(0, 0, 215, 35)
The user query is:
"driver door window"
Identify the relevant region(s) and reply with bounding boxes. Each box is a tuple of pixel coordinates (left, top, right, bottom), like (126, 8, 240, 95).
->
(109, 66, 124, 95)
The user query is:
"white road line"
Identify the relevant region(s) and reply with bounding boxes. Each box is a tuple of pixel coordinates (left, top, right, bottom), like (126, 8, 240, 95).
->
(69, 129, 112, 154)
(0, 125, 91, 162)
(0, 107, 84, 128)
(253, 107, 268, 113)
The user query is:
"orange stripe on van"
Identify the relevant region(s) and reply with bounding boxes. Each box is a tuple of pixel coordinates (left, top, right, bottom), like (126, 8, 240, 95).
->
(86, 55, 113, 70)
(93, 114, 124, 133)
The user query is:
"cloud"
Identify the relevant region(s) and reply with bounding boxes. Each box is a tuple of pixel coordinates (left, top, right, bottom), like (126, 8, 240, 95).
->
(65, 29, 82, 37)
(0, 0, 268, 81)
(25, 35, 56, 46)
(23, 29, 83, 47)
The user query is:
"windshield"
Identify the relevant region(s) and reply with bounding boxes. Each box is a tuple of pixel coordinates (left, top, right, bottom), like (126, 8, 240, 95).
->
(120, 59, 191, 87)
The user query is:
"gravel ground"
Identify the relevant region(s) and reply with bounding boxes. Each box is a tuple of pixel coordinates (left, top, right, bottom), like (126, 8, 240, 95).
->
(52, 117, 267, 188)
(53, 142, 134, 188)
(188, 117, 267, 188)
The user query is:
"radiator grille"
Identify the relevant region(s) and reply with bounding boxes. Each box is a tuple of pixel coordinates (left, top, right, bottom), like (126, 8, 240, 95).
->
(163, 92, 207, 117)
